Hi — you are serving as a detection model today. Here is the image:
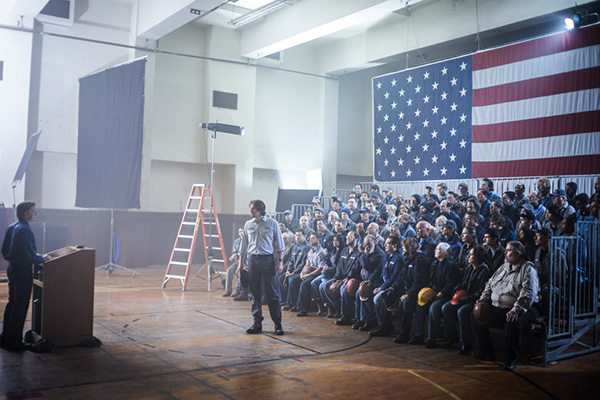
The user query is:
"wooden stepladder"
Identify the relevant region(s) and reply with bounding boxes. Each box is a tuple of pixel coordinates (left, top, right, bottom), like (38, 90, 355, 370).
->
(161, 184, 227, 291)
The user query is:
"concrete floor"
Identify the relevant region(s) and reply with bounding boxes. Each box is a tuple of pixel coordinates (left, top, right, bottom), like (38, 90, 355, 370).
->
(0, 266, 599, 399)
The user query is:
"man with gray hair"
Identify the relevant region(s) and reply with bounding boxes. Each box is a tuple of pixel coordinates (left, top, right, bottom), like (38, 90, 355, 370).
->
(473, 241, 541, 372)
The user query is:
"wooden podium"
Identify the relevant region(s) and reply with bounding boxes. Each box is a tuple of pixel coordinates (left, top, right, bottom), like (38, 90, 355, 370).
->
(32, 246, 96, 346)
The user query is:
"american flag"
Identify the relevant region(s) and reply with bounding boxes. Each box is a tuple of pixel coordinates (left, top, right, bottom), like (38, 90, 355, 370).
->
(373, 24, 600, 181)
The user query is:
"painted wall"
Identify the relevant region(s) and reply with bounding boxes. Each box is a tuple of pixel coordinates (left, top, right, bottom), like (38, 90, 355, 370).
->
(0, 28, 33, 208)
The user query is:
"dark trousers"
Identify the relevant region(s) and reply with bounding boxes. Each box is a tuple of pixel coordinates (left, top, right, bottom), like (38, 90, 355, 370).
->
(398, 296, 417, 337)
(248, 254, 282, 325)
(472, 303, 541, 362)
(286, 273, 302, 305)
(442, 301, 475, 343)
(1, 263, 33, 347)
(297, 275, 319, 311)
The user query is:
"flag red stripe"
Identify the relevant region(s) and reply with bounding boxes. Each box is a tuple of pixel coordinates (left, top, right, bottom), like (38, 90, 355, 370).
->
(473, 67, 600, 106)
(472, 155, 600, 178)
(473, 24, 600, 71)
(472, 110, 600, 143)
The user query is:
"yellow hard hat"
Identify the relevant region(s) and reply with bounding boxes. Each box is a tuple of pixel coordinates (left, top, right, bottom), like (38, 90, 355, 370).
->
(417, 287, 436, 306)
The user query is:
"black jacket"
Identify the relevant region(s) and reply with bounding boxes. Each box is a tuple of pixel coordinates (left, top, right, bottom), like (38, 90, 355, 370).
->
(429, 258, 460, 298)
(392, 251, 428, 297)
(453, 263, 491, 304)
(358, 246, 386, 282)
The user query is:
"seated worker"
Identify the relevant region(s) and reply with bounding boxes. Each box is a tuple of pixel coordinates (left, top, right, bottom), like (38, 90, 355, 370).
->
(441, 245, 491, 355)
(293, 232, 328, 317)
(319, 230, 361, 318)
(369, 236, 404, 336)
(472, 241, 541, 372)
(279, 230, 310, 309)
(349, 234, 385, 330)
(415, 242, 460, 348)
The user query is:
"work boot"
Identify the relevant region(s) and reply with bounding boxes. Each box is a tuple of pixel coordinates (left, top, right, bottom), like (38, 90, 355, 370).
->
(326, 305, 336, 318)
(335, 315, 353, 326)
(316, 301, 326, 316)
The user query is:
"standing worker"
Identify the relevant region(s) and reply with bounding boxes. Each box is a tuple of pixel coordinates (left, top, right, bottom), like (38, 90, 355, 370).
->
(1, 201, 50, 351)
(239, 200, 285, 335)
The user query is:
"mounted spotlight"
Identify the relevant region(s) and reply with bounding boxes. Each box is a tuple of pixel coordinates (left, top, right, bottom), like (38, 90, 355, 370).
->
(565, 7, 599, 30)
(200, 122, 245, 136)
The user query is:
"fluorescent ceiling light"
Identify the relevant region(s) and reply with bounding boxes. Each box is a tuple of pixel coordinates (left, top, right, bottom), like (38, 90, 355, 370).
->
(230, 0, 297, 27)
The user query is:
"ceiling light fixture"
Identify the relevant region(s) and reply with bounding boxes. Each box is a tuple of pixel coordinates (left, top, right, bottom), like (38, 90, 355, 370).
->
(229, 0, 298, 27)
(564, 6, 599, 30)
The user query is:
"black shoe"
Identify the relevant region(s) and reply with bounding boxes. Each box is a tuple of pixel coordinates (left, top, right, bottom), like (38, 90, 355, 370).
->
(458, 342, 472, 355)
(289, 306, 299, 312)
(393, 335, 410, 344)
(370, 326, 393, 337)
(359, 321, 378, 332)
(474, 352, 496, 362)
(335, 315, 353, 326)
(503, 359, 517, 371)
(4, 342, 32, 352)
(440, 338, 456, 349)
(274, 323, 284, 336)
(425, 340, 437, 349)
(233, 294, 248, 301)
(352, 320, 366, 330)
(296, 310, 308, 317)
(246, 323, 262, 334)
(222, 292, 232, 297)
(408, 336, 424, 345)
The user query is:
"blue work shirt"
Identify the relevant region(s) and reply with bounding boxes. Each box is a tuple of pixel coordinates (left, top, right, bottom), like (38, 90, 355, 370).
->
(240, 215, 284, 257)
(1, 220, 44, 265)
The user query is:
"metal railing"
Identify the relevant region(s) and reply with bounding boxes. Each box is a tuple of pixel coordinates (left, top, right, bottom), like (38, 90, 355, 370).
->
(543, 221, 600, 363)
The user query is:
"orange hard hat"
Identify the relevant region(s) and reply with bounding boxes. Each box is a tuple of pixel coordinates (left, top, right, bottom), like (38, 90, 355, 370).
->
(451, 289, 468, 305)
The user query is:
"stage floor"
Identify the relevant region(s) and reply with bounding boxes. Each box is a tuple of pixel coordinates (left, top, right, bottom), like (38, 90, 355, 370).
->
(0, 266, 599, 399)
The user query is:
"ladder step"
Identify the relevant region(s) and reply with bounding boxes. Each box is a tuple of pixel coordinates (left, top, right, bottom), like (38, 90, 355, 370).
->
(165, 274, 185, 279)
(163, 184, 226, 290)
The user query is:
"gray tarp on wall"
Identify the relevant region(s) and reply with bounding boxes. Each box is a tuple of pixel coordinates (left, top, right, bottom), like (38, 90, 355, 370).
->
(75, 57, 145, 209)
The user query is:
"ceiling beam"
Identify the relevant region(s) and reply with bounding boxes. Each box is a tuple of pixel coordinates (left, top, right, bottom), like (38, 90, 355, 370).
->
(136, 0, 224, 40)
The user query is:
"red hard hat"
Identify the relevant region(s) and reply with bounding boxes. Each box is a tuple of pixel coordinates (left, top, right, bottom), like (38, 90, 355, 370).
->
(345, 278, 360, 297)
(302, 265, 316, 275)
(451, 289, 468, 305)
(473, 301, 492, 325)
(358, 281, 373, 301)
(327, 280, 342, 298)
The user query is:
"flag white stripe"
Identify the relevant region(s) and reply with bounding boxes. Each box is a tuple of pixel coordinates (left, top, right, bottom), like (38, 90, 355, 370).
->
(472, 132, 600, 162)
(473, 45, 600, 89)
(472, 88, 600, 125)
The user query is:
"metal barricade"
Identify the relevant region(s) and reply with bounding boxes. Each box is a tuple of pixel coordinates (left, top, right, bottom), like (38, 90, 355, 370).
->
(543, 221, 600, 363)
